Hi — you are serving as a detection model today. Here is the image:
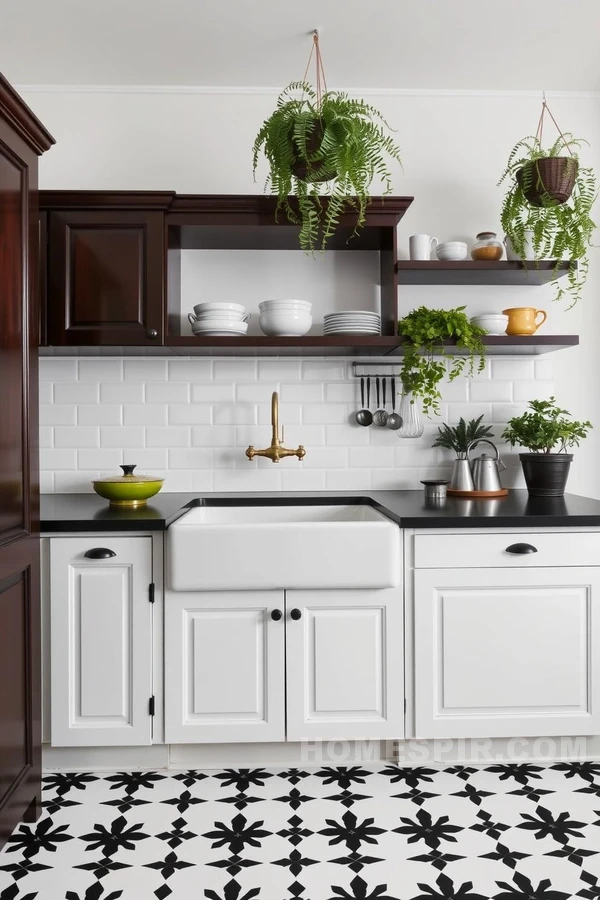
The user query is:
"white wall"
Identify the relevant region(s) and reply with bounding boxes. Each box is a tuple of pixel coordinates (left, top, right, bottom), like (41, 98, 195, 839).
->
(26, 87, 599, 496)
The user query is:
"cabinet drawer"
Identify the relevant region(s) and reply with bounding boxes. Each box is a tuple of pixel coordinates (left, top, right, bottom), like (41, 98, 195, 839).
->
(413, 531, 600, 568)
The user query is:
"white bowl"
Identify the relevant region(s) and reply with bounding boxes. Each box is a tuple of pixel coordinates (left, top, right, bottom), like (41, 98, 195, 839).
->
(192, 321, 249, 335)
(260, 300, 312, 311)
(471, 314, 509, 335)
(193, 301, 246, 315)
(259, 312, 312, 337)
(437, 241, 468, 261)
(192, 311, 249, 321)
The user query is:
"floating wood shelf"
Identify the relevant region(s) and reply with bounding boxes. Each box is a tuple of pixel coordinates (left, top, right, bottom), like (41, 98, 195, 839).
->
(395, 260, 575, 286)
(386, 335, 579, 357)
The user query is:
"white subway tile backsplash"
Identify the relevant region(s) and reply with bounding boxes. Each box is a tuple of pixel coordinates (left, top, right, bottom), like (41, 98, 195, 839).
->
(147, 383, 190, 404)
(40, 405, 77, 426)
(168, 404, 212, 425)
(124, 405, 168, 426)
(39, 472, 54, 492)
(281, 383, 323, 403)
(469, 381, 513, 403)
(124, 360, 168, 381)
(492, 359, 534, 381)
(213, 360, 256, 382)
(146, 426, 190, 448)
(54, 383, 99, 404)
(54, 426, 99, 448)
(100, 426, 146, 448)
(40, 449, 77, 470)
(349, 447, 395, 468)
(513, 380, 554, 402)
(39, 355, 554, 494)
(77, 449, 123, 470)
(78, 405, 122, 426)
(257, 360, 301, 382)
(100, 383, 144, 404)
(168, 448, 213, 469)
(78, 360, 123, 382)
(191, 384, 234, 403)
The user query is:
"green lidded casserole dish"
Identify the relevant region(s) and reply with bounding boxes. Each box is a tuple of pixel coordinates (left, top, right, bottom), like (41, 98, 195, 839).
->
(92, 465, 164, 507)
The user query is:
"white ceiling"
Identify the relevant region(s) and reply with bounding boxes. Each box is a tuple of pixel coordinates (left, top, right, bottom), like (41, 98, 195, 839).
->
(2, 0, 600, 91)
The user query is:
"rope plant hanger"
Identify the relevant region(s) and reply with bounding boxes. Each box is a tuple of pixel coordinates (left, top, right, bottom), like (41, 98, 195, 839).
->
(498, 94, 596, 305)
(252, 30, 403, 253)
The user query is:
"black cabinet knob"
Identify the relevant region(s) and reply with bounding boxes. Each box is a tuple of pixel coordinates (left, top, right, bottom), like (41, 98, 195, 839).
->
(84, 548, 117, 559)
(290, 608, 302, 620)
(505, 543, 538, 554)
(270, 609, 283, 621)
(148, 329, 158, 339)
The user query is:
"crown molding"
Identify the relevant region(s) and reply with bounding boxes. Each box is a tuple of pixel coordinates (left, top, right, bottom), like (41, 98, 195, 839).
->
(14, 84, 600, 99)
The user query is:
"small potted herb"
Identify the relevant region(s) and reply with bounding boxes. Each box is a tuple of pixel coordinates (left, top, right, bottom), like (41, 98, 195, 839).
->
(398, 306, 486, 416)
(433, 416, 494, 458)
(502, 398, 592, 497)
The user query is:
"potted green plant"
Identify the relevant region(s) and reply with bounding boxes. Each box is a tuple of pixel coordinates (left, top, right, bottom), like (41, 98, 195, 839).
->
(398, 306, 486, 416)
(252, 80, 402, 253)
(498, 108, 596, 306)
(433, 415, 494, 458)
(502, 398, 592, 497)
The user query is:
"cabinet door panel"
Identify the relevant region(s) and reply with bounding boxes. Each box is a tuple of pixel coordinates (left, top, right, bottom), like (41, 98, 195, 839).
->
(165, 591, 285, 743)
(47, 210, 163, 345)
(50, 537, 153, 746)
(286, 589, 404, 741)
(414, 567, 600, 738)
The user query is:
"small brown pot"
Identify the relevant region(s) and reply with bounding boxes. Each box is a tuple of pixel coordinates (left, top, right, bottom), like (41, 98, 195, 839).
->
(516, 157, 579, 206)
(291, 121, 336, 183)
(519, 452, 573, 497)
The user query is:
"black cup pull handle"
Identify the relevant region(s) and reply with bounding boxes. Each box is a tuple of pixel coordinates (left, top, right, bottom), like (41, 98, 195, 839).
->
(84, 548, 117, 559)
(270, 609, 283, 621)
(505, 543, 538, 555)
(290, 608, 302, 621)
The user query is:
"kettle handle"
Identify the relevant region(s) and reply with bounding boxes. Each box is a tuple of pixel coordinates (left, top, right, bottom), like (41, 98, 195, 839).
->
(467, 438, 499, 462)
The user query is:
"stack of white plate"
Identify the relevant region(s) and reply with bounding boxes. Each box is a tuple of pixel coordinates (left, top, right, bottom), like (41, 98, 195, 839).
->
(323, 311, 381, 335)
(188, 302, 249, 336)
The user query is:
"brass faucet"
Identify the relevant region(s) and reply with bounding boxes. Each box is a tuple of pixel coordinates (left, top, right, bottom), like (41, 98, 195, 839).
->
(246, 391, 306, 464)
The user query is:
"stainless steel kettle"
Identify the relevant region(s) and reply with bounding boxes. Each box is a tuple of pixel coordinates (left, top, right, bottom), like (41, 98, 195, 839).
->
(467, 439, 506, 492)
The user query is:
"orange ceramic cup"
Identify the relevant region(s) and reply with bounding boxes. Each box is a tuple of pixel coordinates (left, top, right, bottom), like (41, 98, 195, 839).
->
(502, 307, 548, 335)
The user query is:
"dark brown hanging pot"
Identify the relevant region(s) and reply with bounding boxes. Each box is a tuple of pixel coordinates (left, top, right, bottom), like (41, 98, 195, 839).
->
(291, 121, 335, 183)
(517, 156, 579, 206)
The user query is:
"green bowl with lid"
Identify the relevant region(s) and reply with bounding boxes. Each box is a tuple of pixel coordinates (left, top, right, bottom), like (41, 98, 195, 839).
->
(92, 465, 164, 507)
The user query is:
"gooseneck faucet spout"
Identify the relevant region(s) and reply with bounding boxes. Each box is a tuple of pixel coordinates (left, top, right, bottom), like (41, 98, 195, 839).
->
(246, 391, 306, 464)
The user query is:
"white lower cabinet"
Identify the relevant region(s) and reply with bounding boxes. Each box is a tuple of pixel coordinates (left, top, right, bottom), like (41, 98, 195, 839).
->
(286, 589, 404, 741)
(50, 537, 153, 747)
(165, 591, 285, 743)
(414, 566, 600, 738)
(164, 588, 404, 743)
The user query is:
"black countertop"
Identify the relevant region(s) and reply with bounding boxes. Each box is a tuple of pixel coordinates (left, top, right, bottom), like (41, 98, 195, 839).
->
(39, 490, 600, 532)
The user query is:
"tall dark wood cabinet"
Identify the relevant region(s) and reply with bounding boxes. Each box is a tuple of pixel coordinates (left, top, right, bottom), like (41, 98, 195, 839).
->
(0, 74, 53, 849)
(41, 192, 172, 346)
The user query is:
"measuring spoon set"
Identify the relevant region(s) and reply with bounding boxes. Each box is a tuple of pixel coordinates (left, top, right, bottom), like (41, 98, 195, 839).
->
(355, 376, 402, 430)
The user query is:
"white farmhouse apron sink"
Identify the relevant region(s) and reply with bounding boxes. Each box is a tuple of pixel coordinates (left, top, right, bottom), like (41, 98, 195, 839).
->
(167, 503, 400, 590)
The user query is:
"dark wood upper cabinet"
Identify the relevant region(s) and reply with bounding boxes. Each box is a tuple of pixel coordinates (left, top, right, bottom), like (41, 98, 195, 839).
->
(0, 72, 53, 849)
(42, 192, 173, 346)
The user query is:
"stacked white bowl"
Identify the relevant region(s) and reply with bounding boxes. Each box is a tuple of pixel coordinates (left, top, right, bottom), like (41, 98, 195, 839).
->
(188, 302, 249, 336)
(259, 299, 312, 337)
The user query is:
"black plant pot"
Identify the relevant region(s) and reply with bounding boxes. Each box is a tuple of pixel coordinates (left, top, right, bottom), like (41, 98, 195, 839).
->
(519, 452, 573, 497)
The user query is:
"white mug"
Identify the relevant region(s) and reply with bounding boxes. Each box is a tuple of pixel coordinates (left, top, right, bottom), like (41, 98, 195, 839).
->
(409, 233, 438, 260)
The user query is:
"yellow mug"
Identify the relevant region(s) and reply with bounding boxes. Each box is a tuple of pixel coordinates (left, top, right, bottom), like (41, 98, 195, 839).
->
(502, 307, 547, 336)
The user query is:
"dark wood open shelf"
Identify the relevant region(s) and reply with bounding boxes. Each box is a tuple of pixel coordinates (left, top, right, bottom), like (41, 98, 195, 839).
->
(395, 260, 575, 285)
(160, 334, 579, 357)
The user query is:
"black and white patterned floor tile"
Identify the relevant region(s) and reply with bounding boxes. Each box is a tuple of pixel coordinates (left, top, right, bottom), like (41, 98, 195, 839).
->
(3, 763, 600, 898)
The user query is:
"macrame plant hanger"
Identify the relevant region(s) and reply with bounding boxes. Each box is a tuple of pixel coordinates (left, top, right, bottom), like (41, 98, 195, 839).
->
(534, 93, 573, 155)
(302, 30, 328, 106)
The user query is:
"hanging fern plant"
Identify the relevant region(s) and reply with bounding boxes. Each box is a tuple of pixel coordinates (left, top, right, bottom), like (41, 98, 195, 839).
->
(252, 35, 402, 252)
(498, 101, 597, 306)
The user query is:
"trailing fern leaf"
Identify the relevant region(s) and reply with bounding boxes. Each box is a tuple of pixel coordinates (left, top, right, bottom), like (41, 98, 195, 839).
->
(252, 82, 402, 253)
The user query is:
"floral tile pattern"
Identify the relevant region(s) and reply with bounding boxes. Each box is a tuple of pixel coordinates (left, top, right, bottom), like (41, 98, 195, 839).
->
(1, 763, 600, 898)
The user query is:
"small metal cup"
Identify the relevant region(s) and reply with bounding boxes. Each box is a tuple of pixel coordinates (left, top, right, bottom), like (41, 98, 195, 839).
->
(421, 480, 450, 506)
